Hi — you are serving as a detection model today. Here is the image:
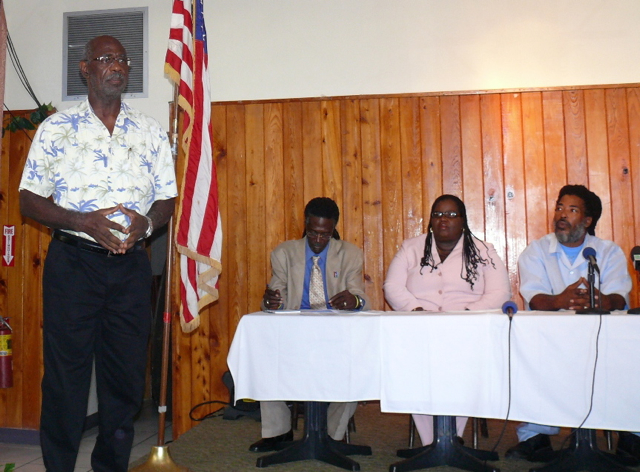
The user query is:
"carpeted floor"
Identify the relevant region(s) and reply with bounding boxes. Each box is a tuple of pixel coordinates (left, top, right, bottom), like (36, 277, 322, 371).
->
(130, 402, 640, 472)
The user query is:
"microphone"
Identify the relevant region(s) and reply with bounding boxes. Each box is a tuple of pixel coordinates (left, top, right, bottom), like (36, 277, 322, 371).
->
(628, 247, 640, 313)
(583, 247, 600, 274)
(502, 301, 518, 320)
(631, 246, 640, 272)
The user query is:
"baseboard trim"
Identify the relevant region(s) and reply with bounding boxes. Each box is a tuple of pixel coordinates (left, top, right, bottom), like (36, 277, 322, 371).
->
(0, 427, 40, 445)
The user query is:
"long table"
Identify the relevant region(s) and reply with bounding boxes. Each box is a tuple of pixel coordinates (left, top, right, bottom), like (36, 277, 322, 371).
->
(227, 310, 640, 470)
(228, 310, 640, 432)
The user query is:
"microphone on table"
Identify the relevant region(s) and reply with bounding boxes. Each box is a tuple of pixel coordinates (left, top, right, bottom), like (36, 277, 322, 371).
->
(582, 247, 599, 274)
(627, 247, 640, 314)
(502, 301, 517, 320)
(631, 246, 640, 272)
(576, 247, 609, 315)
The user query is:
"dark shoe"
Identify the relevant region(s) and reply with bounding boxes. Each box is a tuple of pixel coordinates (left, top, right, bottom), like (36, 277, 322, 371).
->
(505, 434, 553, 461)
(617, 432, 640, 460)
(249, 430, 294, 452)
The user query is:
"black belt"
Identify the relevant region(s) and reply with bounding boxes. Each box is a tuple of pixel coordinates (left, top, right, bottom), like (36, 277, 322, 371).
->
(52, 231, 145, 256)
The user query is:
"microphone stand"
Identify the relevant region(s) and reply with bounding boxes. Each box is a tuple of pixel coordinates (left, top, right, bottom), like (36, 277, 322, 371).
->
(576, 262, 609, 315)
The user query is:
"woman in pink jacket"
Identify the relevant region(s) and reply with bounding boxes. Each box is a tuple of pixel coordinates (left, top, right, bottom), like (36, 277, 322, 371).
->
(383, 194, 511, 447)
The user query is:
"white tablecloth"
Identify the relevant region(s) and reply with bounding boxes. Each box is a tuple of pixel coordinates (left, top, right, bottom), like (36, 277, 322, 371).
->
(226, 310, 640, 431)
(227, 312, 381, 402)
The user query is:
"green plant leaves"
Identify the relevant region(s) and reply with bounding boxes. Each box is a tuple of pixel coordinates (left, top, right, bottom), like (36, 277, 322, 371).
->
(3, 103, 53, 135)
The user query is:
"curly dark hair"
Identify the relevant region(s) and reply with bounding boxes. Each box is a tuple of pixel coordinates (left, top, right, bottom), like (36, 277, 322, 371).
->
(420, 194, 494, 290)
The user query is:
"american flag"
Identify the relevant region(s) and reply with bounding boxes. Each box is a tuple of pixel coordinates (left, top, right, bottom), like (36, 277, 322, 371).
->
(165, 0, 222, 333)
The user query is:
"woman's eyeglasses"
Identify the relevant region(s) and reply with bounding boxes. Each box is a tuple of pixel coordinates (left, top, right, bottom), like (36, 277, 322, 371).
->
(431, 211, 459, 218)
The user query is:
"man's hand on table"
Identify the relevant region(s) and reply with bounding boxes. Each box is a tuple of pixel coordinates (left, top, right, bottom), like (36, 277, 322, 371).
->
(530, 278, 590, 311)
(263, 287, 283, 310)
(329, 290, 358, 310)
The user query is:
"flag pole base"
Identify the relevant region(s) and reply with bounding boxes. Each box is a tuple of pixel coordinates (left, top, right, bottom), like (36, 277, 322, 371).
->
(128, 445, 191, 472)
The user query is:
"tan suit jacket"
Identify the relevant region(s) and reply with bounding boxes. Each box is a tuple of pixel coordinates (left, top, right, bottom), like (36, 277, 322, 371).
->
(261, 237, 369, 310)
(258, 236, 366, 439)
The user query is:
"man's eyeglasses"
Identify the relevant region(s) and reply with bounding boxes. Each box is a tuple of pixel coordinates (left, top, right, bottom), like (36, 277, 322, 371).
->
(431, 211, 459, 218)
(92, 55, 131, 67)
(306, 230, 332, 241)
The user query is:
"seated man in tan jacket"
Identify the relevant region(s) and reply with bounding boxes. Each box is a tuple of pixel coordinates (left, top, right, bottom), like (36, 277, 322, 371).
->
(250, 197, 369, 452)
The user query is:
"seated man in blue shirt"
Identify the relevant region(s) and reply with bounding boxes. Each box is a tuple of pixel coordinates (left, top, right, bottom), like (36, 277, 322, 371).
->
(506, 185, 639, 461)
(250, 197, 369, 452)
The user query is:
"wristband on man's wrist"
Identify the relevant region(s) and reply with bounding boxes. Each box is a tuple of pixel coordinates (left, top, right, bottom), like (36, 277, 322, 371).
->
(143, 215, 153, 239)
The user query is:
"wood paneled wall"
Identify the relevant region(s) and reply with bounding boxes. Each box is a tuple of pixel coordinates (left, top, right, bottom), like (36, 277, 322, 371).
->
(171, 85, 640, 436)
(0, 113, 43, 431)
(2, 86, 639, 437)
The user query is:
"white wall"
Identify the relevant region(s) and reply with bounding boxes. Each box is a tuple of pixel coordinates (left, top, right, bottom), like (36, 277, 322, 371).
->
(4, 0, 174, 127)
(4, 0, 640, 130)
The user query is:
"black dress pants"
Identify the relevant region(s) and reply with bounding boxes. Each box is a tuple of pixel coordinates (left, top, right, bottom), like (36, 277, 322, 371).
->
(40, 238, 152, 472)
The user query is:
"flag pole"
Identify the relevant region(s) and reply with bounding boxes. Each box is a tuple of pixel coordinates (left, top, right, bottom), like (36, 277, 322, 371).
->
(157, 75, 180, 449)
(129, 84, 189, 472)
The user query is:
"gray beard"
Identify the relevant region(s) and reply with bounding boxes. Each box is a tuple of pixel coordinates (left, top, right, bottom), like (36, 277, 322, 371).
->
(555, 221, 587, 245)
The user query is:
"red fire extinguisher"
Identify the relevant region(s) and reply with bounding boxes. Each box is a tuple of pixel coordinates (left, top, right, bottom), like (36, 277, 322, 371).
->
(0, 317, 12, 388)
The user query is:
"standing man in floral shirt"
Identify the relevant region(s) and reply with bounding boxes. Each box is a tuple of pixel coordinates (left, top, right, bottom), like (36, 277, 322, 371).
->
(19, 35, 177, 472)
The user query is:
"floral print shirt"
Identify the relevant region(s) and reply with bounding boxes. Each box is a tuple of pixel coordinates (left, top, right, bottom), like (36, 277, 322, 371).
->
(19, 99, 178, 242)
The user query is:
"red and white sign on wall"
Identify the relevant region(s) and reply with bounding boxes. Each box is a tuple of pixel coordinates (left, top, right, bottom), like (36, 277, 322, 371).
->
(3, 226, 15, 267)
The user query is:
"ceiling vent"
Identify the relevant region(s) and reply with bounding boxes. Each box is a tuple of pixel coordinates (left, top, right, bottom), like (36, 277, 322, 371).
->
(63, 7, 148, 101)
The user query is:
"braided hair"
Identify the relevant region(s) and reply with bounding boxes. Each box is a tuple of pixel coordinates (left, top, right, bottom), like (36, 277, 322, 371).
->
(420, 195, 494, 290)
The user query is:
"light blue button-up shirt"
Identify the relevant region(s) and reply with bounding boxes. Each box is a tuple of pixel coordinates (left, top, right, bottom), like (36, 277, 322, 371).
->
(518, 233, 631, 309)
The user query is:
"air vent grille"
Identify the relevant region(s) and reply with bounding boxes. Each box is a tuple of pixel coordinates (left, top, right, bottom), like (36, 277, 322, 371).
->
(63, 7, 147, 100)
